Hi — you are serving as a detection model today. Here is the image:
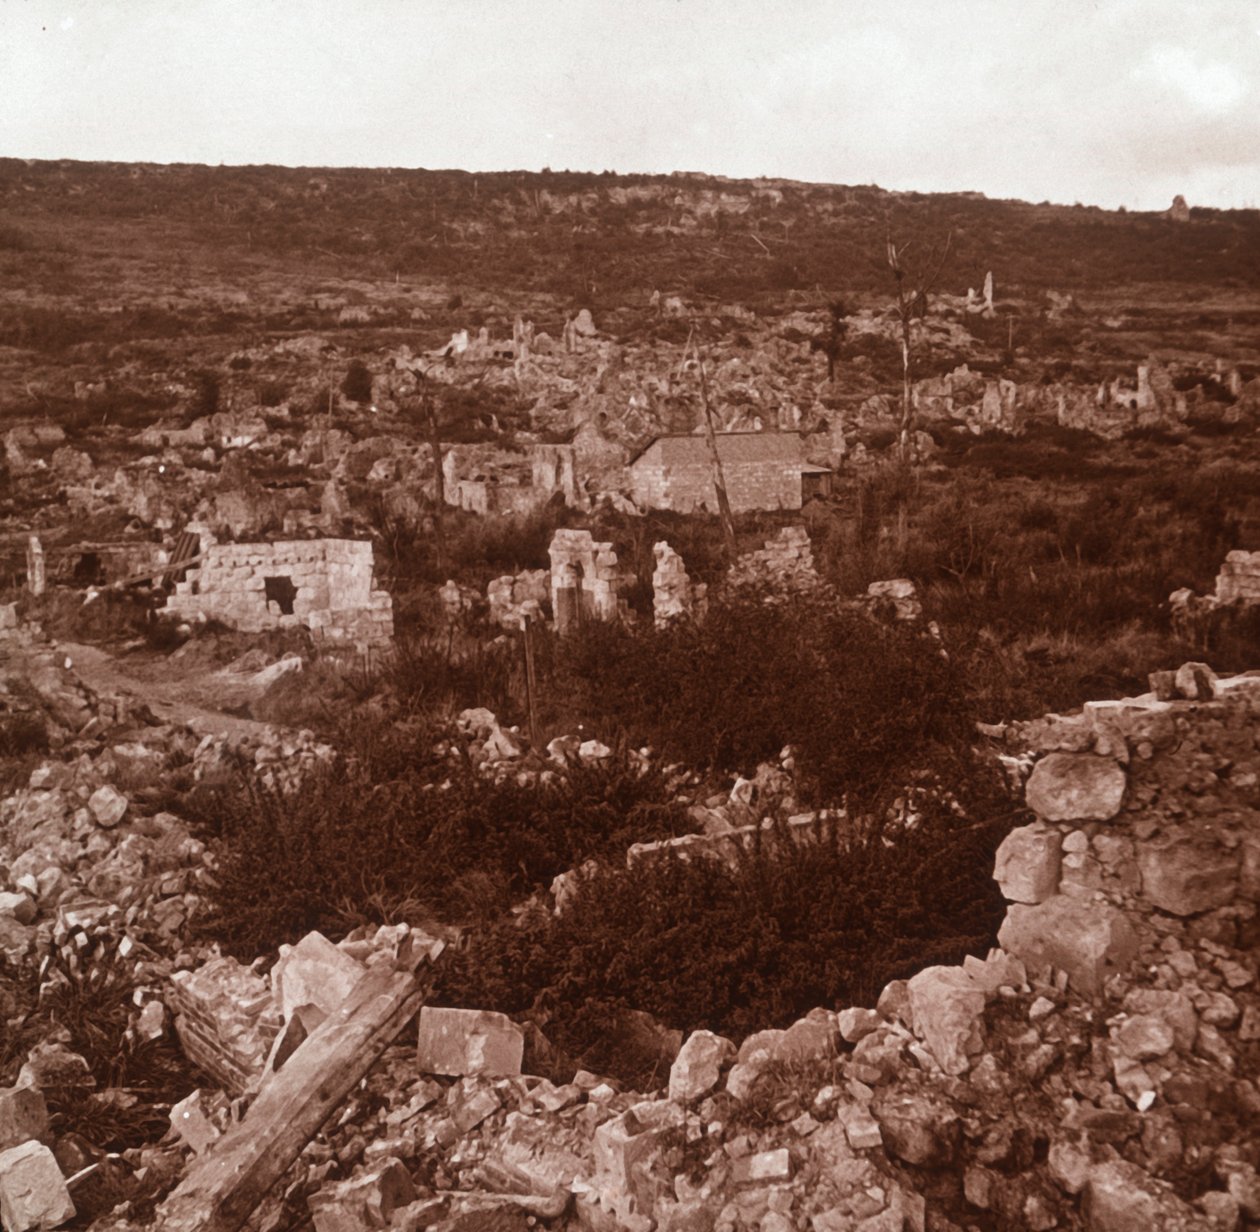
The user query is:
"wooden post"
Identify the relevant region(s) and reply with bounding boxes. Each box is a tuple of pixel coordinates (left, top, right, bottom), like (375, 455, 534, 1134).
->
(522, 614, 541, 752)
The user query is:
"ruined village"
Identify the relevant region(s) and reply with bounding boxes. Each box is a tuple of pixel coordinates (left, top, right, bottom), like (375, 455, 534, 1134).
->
(1, 157, 1260, 1232)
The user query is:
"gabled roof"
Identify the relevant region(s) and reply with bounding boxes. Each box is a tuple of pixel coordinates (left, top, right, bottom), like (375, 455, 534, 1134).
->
(629, 431, 806, 468)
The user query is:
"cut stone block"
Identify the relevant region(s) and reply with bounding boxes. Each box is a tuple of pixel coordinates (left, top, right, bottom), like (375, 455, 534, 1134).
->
(271, 931, 365, 1024)
(1138, 836, 1240, 916)
(0, 1140, 75, 1232)
(906, 966, 987, 1075)
(416, 1007, 523, 1078)
(994, 823, 1062, 904)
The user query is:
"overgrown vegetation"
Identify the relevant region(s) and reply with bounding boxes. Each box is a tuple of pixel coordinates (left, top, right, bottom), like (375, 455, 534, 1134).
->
(190, 724, 691, 957)
(543, 591, 992, 813)
(437, 803, 1010, 1082)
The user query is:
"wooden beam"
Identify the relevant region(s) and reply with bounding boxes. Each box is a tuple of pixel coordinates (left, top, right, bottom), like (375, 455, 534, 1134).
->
(156, 947, 440, 1232)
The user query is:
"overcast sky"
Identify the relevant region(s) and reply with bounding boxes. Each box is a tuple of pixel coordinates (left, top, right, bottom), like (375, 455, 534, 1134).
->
(3, 0, 1258, 211)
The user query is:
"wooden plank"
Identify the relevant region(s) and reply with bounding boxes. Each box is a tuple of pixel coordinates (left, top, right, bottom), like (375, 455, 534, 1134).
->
(156, 951, 438, 1232)
(110, 550, 208, 590)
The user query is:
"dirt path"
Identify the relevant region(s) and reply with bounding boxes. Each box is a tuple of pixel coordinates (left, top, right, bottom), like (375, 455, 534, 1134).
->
(64, 642, 279, 742)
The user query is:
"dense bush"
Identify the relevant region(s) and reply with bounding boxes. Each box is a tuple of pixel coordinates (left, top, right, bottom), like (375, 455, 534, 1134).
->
(193, 733, 691, 957)
(544, 592, 998, 814)
(340, 359, 374, 405)
(438, 802, 1012, 1077)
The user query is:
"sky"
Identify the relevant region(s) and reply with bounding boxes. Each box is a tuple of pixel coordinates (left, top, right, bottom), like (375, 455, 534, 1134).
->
(2, 0, 1258, 211)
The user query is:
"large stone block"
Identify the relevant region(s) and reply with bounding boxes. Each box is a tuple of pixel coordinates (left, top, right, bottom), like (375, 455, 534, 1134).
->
(668, 1030, 735, 1103)
(271, 931, 365, 1026)
(994, 823, 1062, 904)
(416, 1007, 523, 1078)
(998, 896, 1139, 995)
(1138, 836, 1239, 916)
(0, 1140, 75, 1231)
(1025, 753, 1126, 822)
(906, 966, 987, 1075)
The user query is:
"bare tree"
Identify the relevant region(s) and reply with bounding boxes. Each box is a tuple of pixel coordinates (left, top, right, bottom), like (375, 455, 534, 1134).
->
(685, 326, 738, 564)
(885, 228, 952, 463)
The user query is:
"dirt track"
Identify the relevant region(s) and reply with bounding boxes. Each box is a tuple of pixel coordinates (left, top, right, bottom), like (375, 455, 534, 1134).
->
(64, 641, 279, 741)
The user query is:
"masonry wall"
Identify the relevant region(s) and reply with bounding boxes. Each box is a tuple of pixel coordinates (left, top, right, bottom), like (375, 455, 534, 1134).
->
(630, 459, 802, 513)
(164, 539, 394, 645)
(1215, 550, 1260, 605)
(994, 671, 1260, 1000)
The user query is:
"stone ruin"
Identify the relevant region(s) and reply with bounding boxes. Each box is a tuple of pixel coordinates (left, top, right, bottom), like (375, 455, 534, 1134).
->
(163, 538, 394, 646)
(728, 525, 818, 592)
(966, 270, 995, 317)
(1170, 551, 1260, 638)
(548, 529, 626, 634)
(530, 443, 580, 507)
(1168, 194, 1191, 223)
(651, 541, 707, 627)
(486, 569, 550, 631)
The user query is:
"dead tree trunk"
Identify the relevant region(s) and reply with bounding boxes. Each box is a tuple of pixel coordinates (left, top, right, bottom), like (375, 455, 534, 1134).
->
(689, 328, 737, 563)
(885, 229, 952, 465)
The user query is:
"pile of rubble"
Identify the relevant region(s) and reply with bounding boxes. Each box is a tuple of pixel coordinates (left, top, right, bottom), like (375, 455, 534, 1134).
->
(6, 582, 1260, 1231)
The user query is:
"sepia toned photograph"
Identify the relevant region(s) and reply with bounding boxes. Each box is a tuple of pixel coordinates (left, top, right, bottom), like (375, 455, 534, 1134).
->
(1, 2, 1258, 1228)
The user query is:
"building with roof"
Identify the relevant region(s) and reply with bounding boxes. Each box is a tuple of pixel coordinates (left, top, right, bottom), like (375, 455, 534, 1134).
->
(627, 432, 830, 513)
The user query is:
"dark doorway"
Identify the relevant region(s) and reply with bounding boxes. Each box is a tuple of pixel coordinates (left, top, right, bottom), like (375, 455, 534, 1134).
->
(263, 575, 298, 615)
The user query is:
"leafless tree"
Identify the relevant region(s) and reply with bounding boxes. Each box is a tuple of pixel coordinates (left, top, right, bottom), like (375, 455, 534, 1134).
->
(885, 227, 952, 463)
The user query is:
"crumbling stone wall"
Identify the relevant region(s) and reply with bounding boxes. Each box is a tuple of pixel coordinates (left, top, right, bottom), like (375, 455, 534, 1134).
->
(1170, 551, 1260, 639)
(164, 539, 393, 644)
(1214, 551, 1260, 606)
(548, 529, 625, 634)
(531, 444, 579, 507)
(995, 669, 1260, 1010)
(630, 454, 803, 513)
(651, 541, 706, 626)
(727, 526, 818, 592)
(168, 957, 281, 1095)
(486, 569, 549, 630)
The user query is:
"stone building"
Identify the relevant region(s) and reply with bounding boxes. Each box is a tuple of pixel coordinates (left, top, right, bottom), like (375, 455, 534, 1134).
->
(627, 432, 828, 513)
(163, 538, 393, 645)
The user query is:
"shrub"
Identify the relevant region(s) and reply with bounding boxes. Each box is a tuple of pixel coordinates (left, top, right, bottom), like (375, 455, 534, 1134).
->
(193, 741, 690, 957)
(438, 802, 1012, 1073)
(341, 359, 374, 405)
(543, 592, 999, 814)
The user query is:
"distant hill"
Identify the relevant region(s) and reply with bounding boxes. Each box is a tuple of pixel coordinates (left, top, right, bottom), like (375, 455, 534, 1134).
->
(2, 159, 1258, 304)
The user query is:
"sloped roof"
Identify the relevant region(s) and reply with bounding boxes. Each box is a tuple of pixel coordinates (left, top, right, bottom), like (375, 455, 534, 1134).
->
(630, 431, 806, 468)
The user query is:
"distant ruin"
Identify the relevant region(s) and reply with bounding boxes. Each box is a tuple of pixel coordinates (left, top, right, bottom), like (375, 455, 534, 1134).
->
(628, 432, 829, 513)
(163, 538, 394, 645)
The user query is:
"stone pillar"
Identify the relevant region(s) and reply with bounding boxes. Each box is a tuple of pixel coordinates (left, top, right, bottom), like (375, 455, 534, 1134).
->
(653, 541, 701, 627)
(26, 535, 45, 597)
